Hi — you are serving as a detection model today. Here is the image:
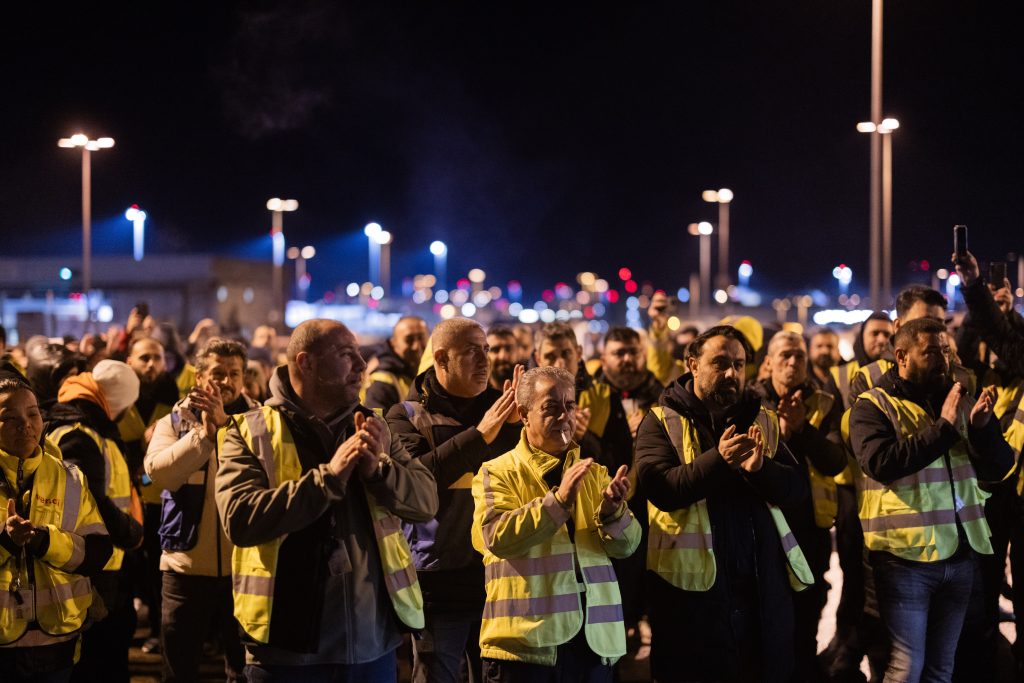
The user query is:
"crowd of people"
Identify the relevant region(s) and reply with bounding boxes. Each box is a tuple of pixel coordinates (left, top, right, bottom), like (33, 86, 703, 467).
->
(0, 249, 1021, 683)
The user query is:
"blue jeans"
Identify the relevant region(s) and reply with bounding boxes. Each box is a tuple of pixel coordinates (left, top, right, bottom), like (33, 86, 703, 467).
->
(244, 652, 397, 683)
(412, 609, 481, 683)
(871, 548, 977, 683)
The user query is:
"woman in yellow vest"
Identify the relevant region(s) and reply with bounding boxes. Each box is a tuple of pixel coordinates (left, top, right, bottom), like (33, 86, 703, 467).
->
(0, 373, 112, 682)
(471, 366, 640, 681)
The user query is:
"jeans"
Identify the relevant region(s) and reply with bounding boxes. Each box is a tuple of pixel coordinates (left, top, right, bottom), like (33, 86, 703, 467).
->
(161, 571, 245, 682)
(871, 548, 977, 683)
(411, 609, 481, 683)
(244, 652, 398, 683)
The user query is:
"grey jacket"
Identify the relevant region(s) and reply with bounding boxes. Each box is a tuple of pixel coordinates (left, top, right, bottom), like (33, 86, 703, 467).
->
(215, 367, 438, 665)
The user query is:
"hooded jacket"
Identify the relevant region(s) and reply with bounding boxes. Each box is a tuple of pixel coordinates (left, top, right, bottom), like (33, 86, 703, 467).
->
(363, 343, 416, 414)
(385, 368, 520, 613)
(634, 378, 808, 683)
(215, 366, 437, 664)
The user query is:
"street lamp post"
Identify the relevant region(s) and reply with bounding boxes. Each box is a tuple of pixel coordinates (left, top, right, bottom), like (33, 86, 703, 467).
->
(378, 231, 393, 298)
(430, 240, 448, 291)
(266, 198, 298, 328)
(857, 118, 899, 306)
(688, 221, 714, 313)
(58, 134, 115, 296)
(287, 245, 316, 301)
(125, 205, 147, 261)
(703, 188, 733, 289)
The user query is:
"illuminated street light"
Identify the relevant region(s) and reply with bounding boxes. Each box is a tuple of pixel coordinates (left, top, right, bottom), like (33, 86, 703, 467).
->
(266, 198, 298, 327)
(688, 221, 714, 313)
(832, 263, 853, 295)
(430, 240, 448, 290)
(58, 133, 115, 297)
(859, 117, 900, 306)
(124, 205, 147, 261)
(366, 227, 393, 296)
(287, 245, 316, 301)
(738, 260, 753, 287)
(703, 188, 733, 289)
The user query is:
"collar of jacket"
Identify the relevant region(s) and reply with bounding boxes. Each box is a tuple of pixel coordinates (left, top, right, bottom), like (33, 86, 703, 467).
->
(47, 397, 121, 441)
(592, 366, 660, 398)
(661, 376, 761, 439)
(754, 378, 819, 404)
(374, 341, 415, 379)
(885, 365, 952, 414)
(412, 367, 501, 424)
(513, 431, 579, 479)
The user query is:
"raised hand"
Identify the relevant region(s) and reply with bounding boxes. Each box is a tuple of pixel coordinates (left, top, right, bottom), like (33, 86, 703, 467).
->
(739, 426, 765, 473)
(970, 386, 996, 429)
(952, 250, 980, 287)
(940, 382, 963, 425)
(189, 383, 228, 441)
(573, 407, 592, 442)
(600, 465, 630, 517)
(718, 424, 758, 469)
(6, 499, 36, 547)
(777, 390, 806, 440)
(557, 458, 593, 507)
(505, 364, 526, 424)
(478, 386, 518, 444)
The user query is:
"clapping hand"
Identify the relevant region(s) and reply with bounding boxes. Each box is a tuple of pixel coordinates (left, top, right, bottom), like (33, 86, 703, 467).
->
(600, 465, 630, 517)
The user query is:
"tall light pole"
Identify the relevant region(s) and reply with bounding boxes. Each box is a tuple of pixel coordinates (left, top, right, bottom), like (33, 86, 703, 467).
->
(266, 198, 298, 328)
(287, 245, 316, 301)
(125, 205, 147, 261)
(377, 230, 393, 298)
(857, 117, 898, 305)
(688, 221, 714, 313)
(703, 188, 733, 289)
(430, 240, 448, 291)
(864, 0, 884, 307)
(58, 133, 115, 295)
(364, 223, 382, 286)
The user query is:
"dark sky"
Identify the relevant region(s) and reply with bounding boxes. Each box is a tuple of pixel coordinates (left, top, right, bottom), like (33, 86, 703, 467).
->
(2, 2, 1021, 302)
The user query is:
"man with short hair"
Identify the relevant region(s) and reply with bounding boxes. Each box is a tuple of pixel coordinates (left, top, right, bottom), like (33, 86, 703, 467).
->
(595, 326, 663, 438)
(533, 323, 632, 474)
(512, 324, 534, 366)
(849, 317, 1013, 682)
(636, 325, 813, 682)
(146, 338, 257, 682)
(472, 366, 639, 681)
(216, 319, 437, 680)
(808, 327, 842, 387)
(364, 316, 430, 413)
(754, 330, 846, 680)
(485, 325, 518, 391)
(387, 318, 522, 683)
(47, 360, 145, 683)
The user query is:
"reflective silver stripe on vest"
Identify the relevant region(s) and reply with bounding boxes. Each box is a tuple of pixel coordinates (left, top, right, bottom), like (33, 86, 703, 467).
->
(860, 508, 956, 533)
(650, 530, 712, 550)
(245, 412, 278, 490)
(485, 553, 574, 582)
(958, 502, 986, 523)
(385, 564, 417, 593)
(860, 464, 976, 491)
(482, 592, 579, 619)
(374, 514, 403, 540)
(587, 604, 624, 624)
(60, 463, 83, 532)
(868, 362, 884, 385)
(659, 407, 686, 463)
(780, 531, 798, 554)
(865, 388, 902, 439)
(837, 367, 852, 409)
(59, 534, 87, 573)
(234, 573, 274, 597)
(582, 565, 617, 584)
(76, 523, 108, 536)
(109, 496, 131, 511)
(35, 576, 92, 606)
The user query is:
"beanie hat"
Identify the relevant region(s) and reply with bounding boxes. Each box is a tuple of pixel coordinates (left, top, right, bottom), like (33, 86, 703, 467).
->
(92, 359, 140, 418)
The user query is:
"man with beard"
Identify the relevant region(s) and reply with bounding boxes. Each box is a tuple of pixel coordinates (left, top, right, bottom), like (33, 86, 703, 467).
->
(145, 338, 258, 682)
(636, 325, 813, 683)
(364, 316, 429, 413)
(595, 327, 664, 438)
(754, 331, 846, 681)
(485, 325, 518, 391)
(123, 335, 181, 653)
(808, 327, 842, 388)
(533, 323, 633, 475)
(828, 312, 894, 411)
(386, 318, 523, 683)
(849, 317, 1013, 682)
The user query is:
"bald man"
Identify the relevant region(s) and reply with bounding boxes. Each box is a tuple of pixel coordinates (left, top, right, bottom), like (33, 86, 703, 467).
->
(364, 316, 429, 413)
(216, 319, 438, 680)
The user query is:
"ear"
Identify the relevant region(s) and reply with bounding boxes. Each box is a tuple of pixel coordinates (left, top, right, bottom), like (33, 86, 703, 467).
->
(518, 403, 529, 423)
(433, 348, 448, 370)
(893, 318, 902, 334)
(686, 355, 698, 376)
(295, 351, 311, 373)
(894, 346, 907, 366)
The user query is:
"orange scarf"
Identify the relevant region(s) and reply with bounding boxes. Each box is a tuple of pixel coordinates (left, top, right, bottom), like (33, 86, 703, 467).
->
(57, 373, 113, 420)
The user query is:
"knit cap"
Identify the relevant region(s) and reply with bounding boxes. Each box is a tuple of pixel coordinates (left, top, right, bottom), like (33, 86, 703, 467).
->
(92, 359, 140, 418)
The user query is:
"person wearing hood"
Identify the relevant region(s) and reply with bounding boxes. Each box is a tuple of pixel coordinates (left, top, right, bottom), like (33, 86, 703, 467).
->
(533, 323, 633, 476)
(386, 318, 522, 683)
(827, 312, 895, 411)
(145, 338, 257, 682)
(215, 319, 437, 680)
(46, 359, 144, 683)
(0, 372, 113, 682)
(363, 316, 430, 414)
(752, 331, 846, 681)
(636, 325, 813, 683)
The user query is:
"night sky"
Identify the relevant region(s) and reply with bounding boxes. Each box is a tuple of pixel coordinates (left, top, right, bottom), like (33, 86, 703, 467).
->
(2, 2, 1021, 303)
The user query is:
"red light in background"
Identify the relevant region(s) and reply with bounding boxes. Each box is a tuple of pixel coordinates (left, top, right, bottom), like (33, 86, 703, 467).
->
(618, 267, 631, 281)
(920, 260, 930, 271)
(606, 290, 620, 303)
(624, 280, 638, 293)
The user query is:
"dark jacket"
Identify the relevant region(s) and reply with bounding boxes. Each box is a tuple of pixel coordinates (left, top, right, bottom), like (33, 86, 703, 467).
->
(47, 399, 144, 554)
(849, 367, 1013, 487)
(957, 303, 1024, 430)
(635, 379, 808, 683)
(962, 278, 1024, 378)
(385, 368, 520, 613)
(364, 343, 415, 414)
(753, 379, 846, 576)
(592, 366, 664, 414)
(576, 366, 634, 473)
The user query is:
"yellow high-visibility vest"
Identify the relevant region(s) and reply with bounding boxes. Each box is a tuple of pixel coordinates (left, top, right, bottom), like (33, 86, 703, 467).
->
(47, 424, 132, 571)
(855, 387, 993, 562)
(0, 441, 107, 644)
(360, 371, 413, 407)
(647, 405, 813, 592)
(228, 406, 423, 645)
(804, 390, 839, 529)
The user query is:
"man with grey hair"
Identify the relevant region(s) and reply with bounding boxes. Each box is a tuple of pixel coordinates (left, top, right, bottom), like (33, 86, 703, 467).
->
(472, 365, 639, 681)
(753, 329, 845, 681)
(216, 319, 437, 680)
(386, 317, 523, 683)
